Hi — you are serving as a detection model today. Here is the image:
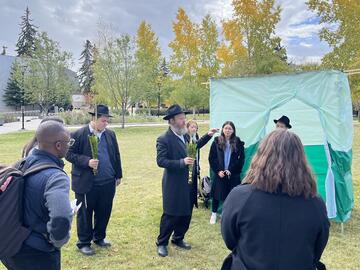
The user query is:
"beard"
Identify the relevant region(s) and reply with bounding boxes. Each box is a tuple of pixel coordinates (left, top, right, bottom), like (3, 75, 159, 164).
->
(171, 125, 187, 136)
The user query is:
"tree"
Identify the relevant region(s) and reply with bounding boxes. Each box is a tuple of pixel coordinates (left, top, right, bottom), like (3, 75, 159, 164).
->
(94, 33, 136, 128)
(217, 19, 248, 76)
(169, 8, 203, 114)
(169, 8, 200, 80)
(78, 40, 95, 95)
(155, 58, 170, 115)
(198, 15, 220, 80)
(218, 0, 289, 75)
(3, 60, 30, 109)
(16, 7, 37, 57)
(307, 0, 360, 115)
(18, 32, 75, 114)
(307, 0, 360, 69)
(134, 21, 162, 115)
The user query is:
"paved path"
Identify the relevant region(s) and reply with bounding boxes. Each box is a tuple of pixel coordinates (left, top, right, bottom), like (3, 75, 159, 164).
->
(0, 117, 210, 134)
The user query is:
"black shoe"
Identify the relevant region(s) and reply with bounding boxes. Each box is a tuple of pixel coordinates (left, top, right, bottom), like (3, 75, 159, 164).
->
(157, 245, 168, 257)
(171, 240, 191, 250)
(94, 239, 112, 248)
(78, 246, 95, 256)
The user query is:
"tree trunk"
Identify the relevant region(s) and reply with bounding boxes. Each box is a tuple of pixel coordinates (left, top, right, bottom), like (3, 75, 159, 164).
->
(121, 103, 126, 129)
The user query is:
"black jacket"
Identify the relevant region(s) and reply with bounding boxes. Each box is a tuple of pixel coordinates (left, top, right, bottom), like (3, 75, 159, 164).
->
(156, 128, 193, 216)
(65, 126, 122, 194)
(221, 184, 330, 270)
(209, 136, 245, 201)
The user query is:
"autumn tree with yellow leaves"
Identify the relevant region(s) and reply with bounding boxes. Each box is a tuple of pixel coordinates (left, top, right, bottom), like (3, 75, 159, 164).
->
(168, 8, 213, 114)
(134, 21, 163, 114)
(217, 0, 289, 76)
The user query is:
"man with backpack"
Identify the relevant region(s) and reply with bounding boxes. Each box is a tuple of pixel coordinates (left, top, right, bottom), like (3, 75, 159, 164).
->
(1, 121, 74, 270)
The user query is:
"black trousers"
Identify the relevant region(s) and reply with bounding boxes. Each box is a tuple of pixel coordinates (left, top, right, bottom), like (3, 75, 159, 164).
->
(75, 180, 116, 248)
(156, 212, 192, 246)
(212, 198, 220, 213)
(1, 244, 60, 270)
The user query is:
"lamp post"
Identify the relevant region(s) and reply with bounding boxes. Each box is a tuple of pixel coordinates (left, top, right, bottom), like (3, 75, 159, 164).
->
(20, 64, 27, 130)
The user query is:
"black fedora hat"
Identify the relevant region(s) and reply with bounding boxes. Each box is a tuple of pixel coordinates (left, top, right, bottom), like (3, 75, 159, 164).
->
(163, 104, 189, 120)
(89, 104, 113, 118)
(274, 115, 292, 129)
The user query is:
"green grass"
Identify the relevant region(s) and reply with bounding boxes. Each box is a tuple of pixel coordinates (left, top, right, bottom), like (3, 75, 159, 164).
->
(0, 123, 359, 270)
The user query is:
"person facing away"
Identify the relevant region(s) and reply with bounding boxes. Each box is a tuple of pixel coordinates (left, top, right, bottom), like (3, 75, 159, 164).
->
(208, 121, 245, 225)
(274, 115, 292, 130)
(22, 116, 65, 158)
(186, 119, 219, 208)
(1, 121, 73, 270)
(65, 104, 122, 256)
(221, 129, 330, 270)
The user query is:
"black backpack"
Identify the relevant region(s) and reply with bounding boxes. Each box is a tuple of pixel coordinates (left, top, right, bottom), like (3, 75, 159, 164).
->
(0, 161, 63, 259)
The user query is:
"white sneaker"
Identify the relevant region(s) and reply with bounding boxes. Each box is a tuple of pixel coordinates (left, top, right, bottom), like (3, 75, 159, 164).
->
(210, 212, 217, 224)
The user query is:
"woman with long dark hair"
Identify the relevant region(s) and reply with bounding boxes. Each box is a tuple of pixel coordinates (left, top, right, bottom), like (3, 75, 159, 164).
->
(208, 121, 245, 224)
(221, 129, 329, 270)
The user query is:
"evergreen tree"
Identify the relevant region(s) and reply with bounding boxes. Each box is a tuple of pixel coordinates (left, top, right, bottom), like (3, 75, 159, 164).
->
(16, 7, 37, 57)
(78, 40, 95, 94)
(3, 61, 28, 108)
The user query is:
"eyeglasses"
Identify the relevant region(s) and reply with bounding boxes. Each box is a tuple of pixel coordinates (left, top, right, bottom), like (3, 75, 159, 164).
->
(63, 138, 75, 147)
(40, 138, 75, 147)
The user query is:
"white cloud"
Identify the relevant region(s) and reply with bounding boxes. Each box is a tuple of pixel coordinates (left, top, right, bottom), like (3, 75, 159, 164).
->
(299, 42, 313, 48)
(0, 0, 331, 70)
(288, 55, 322, 65)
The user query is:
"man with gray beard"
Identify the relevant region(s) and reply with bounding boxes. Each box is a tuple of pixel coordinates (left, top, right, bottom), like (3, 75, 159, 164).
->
(155, 105, 195, 257)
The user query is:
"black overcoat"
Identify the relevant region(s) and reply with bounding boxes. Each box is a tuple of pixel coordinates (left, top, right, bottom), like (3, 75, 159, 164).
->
(209, 136, 245, 201)
(65, 125, 122, 194)
(156, 128, 194, 216)
(221, 184, 330, 270)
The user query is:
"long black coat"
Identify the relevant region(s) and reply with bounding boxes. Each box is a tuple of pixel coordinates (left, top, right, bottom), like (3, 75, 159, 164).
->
(188, 133, 212, 208)
(221, 184, 330, 270)
(65, 126, 122, 194)
(209, 136, 245, 201)
(156, 128, 193, 216)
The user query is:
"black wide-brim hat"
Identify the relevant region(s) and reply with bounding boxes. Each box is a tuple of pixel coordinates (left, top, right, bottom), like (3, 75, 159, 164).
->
(89, 104, 113, 118)
(274, 115, 292, 129)
(163, 104, 190, 120)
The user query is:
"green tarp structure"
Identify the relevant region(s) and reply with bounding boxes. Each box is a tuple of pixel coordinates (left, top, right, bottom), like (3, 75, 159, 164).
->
(210, 70, 354, 222)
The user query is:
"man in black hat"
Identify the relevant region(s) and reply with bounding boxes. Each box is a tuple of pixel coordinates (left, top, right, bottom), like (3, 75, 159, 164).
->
(274, 115, 292, 129)
(66, 104, 122, 256)
(155, 104, 217, 257)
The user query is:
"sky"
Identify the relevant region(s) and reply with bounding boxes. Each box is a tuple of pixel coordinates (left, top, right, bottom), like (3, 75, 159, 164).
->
(0, 0, 331, 71)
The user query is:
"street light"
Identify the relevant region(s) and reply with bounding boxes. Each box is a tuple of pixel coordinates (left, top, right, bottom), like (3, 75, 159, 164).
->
(21, 64, 28, 130)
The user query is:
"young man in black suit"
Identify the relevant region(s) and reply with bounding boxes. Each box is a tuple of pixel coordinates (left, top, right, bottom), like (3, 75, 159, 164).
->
(66, 105, 122, 256)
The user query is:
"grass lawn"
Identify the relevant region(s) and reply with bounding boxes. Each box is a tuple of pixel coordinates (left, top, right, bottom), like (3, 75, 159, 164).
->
(0, 123, 359, 270)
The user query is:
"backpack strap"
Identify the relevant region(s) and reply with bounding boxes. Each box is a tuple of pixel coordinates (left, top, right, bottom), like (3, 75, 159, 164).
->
(23, 163, 65, 177)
